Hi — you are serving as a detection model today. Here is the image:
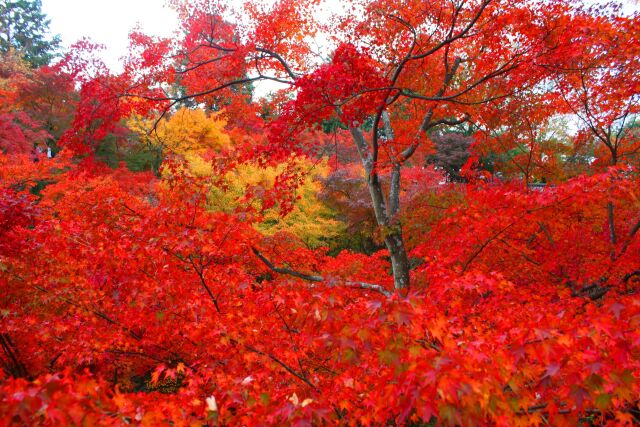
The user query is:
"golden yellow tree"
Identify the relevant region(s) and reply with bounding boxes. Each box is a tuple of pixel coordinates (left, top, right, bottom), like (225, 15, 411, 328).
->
(129, 108, 345, 247)
(208, 159, 345, 248)
(129, 107, 230, 176)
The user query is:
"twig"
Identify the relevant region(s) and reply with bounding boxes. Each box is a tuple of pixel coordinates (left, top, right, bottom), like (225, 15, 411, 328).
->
(0, 334, 30, 379)
(608, 202, 616, 260)
(622, 269, 639, 284)
(229, 337, 318, 391)
(460, 222, 515, 274)
(187, 255, 221, 313)
(618, 217, 640, 258)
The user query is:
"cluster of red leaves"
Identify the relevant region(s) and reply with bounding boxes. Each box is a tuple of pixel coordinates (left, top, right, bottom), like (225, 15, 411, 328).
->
(0, 56, 55, 155)
(1, 150, 638, 425)
(295, 43, 388, 127)
(0, 112, 50, 154)
(415, 168, 640, 289)
(0, 188, 35, 256)
(173, 11, 249, 100)
(56, 38, 169, 154)
(1, 0, 639, 424)
(0, 368, 209, 426)
(267, 44, 388, 155)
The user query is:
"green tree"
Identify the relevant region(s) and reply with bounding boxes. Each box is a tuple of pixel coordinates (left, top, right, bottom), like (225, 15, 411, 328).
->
(0, 0, 60, 67)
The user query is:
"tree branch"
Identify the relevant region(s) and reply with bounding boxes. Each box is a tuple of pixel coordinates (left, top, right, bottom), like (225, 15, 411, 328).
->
(460, 222, 515, 274)
(0, 334, 29, 379)
(252, 247, 324, 282)
(345, 281, 392, 297)
(608, 201, 617, 260)
(409, 0, 493, 61)
(255, 47, 299, 81)
(251, 247, 392, 296)
(187, 255, 221, 313)
(618, 216, 640, 259)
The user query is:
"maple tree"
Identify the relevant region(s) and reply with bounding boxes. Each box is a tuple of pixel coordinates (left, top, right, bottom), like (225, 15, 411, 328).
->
(107, 0, 640, 291)
(0, 50, 77, 158)
(1, 0, 639, 425)
(550, 5, 640, 168)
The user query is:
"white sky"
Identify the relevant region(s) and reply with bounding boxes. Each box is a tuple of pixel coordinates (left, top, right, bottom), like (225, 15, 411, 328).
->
(42, 0, 637, 77)
(42, 0, 180, 71)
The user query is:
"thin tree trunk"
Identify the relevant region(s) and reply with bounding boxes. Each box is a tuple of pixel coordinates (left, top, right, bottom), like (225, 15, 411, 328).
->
(386, 164, 410, 291)
(349, 127, 412, 292)
(385, 230, 411, 290)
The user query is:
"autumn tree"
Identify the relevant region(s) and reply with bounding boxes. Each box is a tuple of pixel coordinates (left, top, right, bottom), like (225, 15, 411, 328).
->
(113, 0, 635, 291)
(551, 5, 640, 167)
(129, 107, 346, 247)
(128, 107, 231, 175)
(466, 91, 584, 184)
(426, 132, 472, 182)
(2, 146, 638, 424)
(3, 3, 638, 424)
(0, 51, 52, 154)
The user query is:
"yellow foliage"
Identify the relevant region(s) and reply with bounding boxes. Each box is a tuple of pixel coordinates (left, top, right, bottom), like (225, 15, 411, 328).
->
(209, 159, 346, 248)
(129, 107, 344, 247)
(183, 152, 214, 177)
(128, 107, 232, 177)
(128, 107, 230, 156)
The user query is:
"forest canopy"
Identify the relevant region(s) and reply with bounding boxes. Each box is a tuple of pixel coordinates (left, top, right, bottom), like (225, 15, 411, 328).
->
(0, 0, 639, 425)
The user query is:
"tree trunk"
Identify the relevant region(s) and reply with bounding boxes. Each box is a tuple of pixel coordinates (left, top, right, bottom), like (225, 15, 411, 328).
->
(364, 162, 411, 292)
(349, 126, 412, 292)
(385, 230, 411, 291)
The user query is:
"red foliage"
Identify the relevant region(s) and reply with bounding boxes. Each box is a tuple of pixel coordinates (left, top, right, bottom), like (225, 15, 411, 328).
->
(0, 112, 50, 154)
(1, 152, 639, 426)
(1, 0, 639, 425)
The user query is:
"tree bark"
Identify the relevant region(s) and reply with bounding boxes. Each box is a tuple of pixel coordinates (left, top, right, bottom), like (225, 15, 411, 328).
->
(349, 126, 411, 292)
(385, 229, 411, 291)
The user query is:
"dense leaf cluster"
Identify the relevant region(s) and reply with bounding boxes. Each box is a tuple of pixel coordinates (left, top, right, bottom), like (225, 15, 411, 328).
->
(1, 0, 639, 425)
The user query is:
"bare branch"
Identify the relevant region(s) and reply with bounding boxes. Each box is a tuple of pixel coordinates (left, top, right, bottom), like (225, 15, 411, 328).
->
(252, 247, 324, 282)
(608, 201, 617, 260)
(238, 340, 318, 390)
(618, 216, 640, 258)
(409, 0, 493, 61)
(256, 47, 299, 81)
(622, 269, 640, 283)
(400, 57, 520, 103)
(348, 126, 374, 171)
(188, 255, 221, 313)
(123, 76, 261, 103)
(345, 281, 392, 297)
(0, 334, 30, 379)
(252, 247, 392, 297)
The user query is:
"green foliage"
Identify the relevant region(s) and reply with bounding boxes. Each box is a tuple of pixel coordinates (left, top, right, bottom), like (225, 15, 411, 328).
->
(0, 0, 61, 67)
(124, 145, 162, 174)
(93, 136, 120, 169)
(94, 131, 162, 174)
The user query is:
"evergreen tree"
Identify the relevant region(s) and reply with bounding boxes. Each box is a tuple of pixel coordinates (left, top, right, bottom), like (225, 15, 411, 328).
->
(0, 0, 60, 67)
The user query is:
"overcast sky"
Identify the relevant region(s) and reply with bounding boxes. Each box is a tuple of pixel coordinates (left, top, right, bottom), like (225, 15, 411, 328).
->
(42, 0, 179, 70)
(42, 0, 637, 73)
